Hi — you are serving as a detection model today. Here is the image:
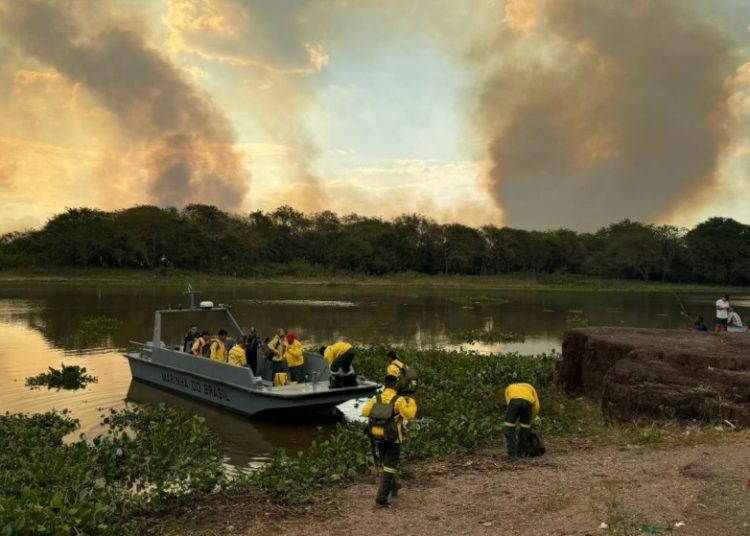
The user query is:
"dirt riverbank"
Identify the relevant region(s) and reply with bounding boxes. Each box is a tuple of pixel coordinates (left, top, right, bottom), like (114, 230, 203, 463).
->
(144, 436, 750, 536)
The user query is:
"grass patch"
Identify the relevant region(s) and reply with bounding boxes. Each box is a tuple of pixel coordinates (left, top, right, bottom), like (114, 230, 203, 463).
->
(25, 364, 98, 391)
(0, 268, 745, 293)
(448, 329, 526, 344)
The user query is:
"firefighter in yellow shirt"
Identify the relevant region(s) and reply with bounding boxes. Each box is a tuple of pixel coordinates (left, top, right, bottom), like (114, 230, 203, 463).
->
(227, 336, 247, 367)
(210, 329, 229, 362)
(504, 382, 540, 458)
(362, 375, 418, 507)
(284, 332, 305, 383)
(318, 341, 356, 373)
(267, 328, 287, 375)
(191, 331, 212, 357)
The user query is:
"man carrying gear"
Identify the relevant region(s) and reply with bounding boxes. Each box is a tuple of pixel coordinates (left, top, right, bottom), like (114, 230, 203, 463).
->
(503, 382, 540, 459)
(386, 350, 418, 395)
(361, 375, 418, 507)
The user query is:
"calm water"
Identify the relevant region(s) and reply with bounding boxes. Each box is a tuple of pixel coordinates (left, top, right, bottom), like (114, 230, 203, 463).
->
(1, 282, 747, 465)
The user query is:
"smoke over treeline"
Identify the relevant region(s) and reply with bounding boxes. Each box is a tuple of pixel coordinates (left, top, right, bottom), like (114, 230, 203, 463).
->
(0, 0, 249, 209)
(472, 0, 740, 229)
(1, 205, 748, 285)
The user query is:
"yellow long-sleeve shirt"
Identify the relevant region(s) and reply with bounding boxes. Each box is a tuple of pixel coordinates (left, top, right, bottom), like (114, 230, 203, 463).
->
(361, 387, 418, 442)
(268, 335, 286, 362)
(210, 340, 228, 362)
(505, 383, 540, 416)
(227, 345, 247, 367)
(323, 341, 352, 365)
(284, 340, 305, 368)
(386, 359, 406, 378)
(191, 337, 211, 357)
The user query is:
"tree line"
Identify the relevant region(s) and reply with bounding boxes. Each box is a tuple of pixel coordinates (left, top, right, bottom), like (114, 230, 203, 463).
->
(1, 205, 748, 284)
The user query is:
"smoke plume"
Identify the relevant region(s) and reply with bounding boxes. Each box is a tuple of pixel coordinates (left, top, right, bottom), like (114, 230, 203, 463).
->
(473, 0, 738, 230)
(1, 0, 249, 209)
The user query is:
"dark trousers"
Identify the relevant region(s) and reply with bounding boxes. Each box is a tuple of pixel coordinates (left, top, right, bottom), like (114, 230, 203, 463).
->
(246, 338, 259, 374)
(375, 441, 401, 504)
(504, 398, 532, 457)
(288, 365, 305, 383)
(331, 348, 356, 373)
(271, 359, 285, 375)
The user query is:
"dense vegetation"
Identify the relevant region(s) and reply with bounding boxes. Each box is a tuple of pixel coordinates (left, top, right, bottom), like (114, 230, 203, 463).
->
(1, 205, 749, 284)
(247, 346, 568, 500)
(0, 405, 224, 535)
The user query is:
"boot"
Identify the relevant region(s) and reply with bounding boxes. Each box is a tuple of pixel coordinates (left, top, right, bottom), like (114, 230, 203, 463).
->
(375, 473, 393, 506)
(391, 476, 402, 498)
(505, 426, 518, 458)
(518, 427, 531, 457)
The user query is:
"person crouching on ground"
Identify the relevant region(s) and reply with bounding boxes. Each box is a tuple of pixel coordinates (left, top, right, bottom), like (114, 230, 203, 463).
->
(319, 341, 356, 373)
(503, 382, 540, 459)
(361, 375, 418, 507)
(284, 332, 305, 383)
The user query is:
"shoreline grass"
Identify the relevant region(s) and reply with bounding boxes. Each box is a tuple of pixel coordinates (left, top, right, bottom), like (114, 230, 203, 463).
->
(0, 267, 746, 293)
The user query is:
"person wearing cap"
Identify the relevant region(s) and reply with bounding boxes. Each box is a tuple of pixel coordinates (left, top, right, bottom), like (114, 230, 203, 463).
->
(228, 336, 248, 367)
(284, 332, 305, 383)
(503, 382, 540, 458)
(318, 341, 356, 373)
(267, 328, 287, 375)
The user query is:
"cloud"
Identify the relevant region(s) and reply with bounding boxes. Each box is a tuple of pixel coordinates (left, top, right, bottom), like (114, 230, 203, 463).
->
(0, 0, 249, 211)
(469, 0, 742, 230)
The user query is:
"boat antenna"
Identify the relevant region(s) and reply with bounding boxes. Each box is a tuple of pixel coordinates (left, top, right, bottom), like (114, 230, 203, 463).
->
(183, 283, 201, 309)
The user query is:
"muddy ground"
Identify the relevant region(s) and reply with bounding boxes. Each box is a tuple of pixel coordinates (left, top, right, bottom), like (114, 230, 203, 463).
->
(145, 437, 750, 536)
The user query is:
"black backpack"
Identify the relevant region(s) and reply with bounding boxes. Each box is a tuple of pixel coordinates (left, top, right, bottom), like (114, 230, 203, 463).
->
(525, 429, 546, 457)
(395, 362, 418, 395)
(367, 394, 400, 442)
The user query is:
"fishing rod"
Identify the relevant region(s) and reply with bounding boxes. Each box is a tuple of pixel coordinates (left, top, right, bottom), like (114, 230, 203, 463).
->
(672, 292, 696, 328)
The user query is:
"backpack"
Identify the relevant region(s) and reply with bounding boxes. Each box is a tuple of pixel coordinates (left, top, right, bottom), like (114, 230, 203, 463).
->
(367, 394, 400, 443)
(525, 429, 546, 457)
(396, 362, 418, 395)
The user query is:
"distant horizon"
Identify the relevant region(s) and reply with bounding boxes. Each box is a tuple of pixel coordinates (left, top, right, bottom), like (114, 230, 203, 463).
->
(1, 0, 749, 233)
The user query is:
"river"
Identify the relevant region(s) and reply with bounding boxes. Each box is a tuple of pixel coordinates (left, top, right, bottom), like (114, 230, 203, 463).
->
(0, 281, 746, 465)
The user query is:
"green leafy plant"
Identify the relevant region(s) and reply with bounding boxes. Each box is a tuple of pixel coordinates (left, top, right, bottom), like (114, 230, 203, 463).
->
(25, 364, 98, 390)
(448, 329, 526, 344)
(0, 404, 225, 535)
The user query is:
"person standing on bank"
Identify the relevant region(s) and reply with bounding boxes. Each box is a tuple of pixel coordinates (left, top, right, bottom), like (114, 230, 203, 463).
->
(715, 294, 731, 332)
(362, 375, 418, 507)
(503, 382, 540, 459)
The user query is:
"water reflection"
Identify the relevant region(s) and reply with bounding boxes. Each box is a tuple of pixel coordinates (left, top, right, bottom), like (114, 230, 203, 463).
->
(0, 282, 747, 463)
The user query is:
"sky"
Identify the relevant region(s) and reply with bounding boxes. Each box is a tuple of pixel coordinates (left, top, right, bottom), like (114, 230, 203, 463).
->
(0, 0, 749, 233)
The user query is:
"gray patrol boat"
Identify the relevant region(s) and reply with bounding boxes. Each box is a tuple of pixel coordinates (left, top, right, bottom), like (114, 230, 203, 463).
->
(123, 289, 377, 416)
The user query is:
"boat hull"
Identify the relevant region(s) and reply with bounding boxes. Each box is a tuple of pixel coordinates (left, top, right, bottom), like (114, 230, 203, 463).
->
(125, 351, 377, 416)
